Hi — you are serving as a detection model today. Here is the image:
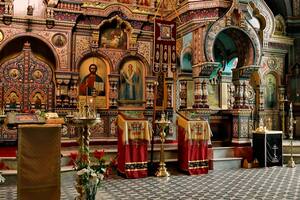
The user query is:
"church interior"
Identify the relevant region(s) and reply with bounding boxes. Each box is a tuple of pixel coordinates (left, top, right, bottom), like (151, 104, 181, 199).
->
(0, 0, 300, 199)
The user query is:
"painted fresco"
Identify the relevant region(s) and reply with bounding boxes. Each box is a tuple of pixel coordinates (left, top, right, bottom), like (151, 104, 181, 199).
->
(119, 60, 143, 102)
(265, 74, 277, 109)
(100, 27, 127, 49)
(79, 57, 107, 108)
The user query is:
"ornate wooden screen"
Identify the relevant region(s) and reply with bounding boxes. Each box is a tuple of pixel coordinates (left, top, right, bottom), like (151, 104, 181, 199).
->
(0, 42, 55, 112)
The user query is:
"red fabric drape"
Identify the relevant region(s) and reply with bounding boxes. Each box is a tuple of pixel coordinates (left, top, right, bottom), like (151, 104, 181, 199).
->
(178, 126, 209, 175)
(117, 128, 148, 178)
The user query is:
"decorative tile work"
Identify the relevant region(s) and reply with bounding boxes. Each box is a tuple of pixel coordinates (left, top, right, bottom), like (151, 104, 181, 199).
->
(1, 167, 300, 199)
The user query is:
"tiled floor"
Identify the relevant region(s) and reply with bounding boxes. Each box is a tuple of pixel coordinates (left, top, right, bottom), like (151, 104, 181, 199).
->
(1, 166, 300, 199)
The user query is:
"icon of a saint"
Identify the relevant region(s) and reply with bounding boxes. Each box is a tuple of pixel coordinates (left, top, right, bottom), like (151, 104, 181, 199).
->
(35, 95, 42, 109)
(53, 34, 65, 48)
(120, 64, 139, 100)
(9, 69, 19, 79)
(9, 95, 17, 109)
(79, 64, 105, 96)
(266, 76, 276, 108)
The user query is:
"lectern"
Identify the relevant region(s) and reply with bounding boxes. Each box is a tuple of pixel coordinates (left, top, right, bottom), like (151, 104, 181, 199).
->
(18, 124, 61, 200)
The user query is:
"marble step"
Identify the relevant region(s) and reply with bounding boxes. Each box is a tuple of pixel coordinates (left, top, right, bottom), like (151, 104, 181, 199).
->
(283, 153, 300, 164)
(283, 145, 300, 154)
(212, 147, 235, 158)
(0, 143, 179, 171)
(283, 139, 300, 149)
(211, 157, 243, 170)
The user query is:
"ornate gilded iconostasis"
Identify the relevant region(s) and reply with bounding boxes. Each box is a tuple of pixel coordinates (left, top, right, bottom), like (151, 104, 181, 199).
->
(0, 0, 296, 143)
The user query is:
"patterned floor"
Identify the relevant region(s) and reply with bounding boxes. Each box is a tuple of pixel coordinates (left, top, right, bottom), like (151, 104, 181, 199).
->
(1, 166, 300, 199)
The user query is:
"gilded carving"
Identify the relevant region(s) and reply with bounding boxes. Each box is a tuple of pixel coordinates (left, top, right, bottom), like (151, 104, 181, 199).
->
(0, 28, 23, 44)
(104, 50, 126, 72)
(75, 35, 91, 64)
(176, 38, 183, 57)
(0, 30, 4, 43)
(137, 41, 151, 65)
(35, 30, 69, 68)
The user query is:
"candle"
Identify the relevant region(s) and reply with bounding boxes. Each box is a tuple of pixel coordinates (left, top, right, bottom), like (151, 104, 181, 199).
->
(85, 86, 88, 105)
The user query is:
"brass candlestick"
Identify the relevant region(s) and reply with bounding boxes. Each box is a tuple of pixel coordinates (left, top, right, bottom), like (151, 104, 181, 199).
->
(68, 99, 100, 199)
(287, 102, 296, 168)
(280, 96, 288, 138)
(155, 113, 171, 177)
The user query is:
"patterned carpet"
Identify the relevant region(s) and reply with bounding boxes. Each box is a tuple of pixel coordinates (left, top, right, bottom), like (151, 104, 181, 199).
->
(1, 166, 300, 199)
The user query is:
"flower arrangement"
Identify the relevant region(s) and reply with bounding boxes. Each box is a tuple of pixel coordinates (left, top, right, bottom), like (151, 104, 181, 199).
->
(69, 149, 106, 200)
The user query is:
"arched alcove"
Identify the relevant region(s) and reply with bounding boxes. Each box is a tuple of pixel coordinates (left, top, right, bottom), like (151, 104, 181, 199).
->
(0, 39, 56, 112)
(213, 28, 255, 69)
(0, 36, 56, 69)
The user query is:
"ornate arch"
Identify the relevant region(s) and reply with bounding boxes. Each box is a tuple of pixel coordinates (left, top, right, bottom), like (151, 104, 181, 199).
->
(75, 49, 114, 73)
(180, 45, 193, 72)
(205, 0, 262, 66)
(249, 0, 275, 39)
(0, 33, 59, 69)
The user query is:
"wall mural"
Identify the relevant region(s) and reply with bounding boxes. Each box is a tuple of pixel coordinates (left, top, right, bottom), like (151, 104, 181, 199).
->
(100, 27, 127, 49)
(265, 73, 277, 109)
(119, 59, 143, 102)
(79, 57, 108, 108)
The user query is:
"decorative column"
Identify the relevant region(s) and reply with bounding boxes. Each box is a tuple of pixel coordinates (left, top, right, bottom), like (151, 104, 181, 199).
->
(220, 74, 232, 109)
(55, 72, 74, 110)
(279, 86, 288, 136)
(178, 73, 191, 109)
(108, 74, 119, 108)
(165, 77, 173, 109)
(293, 0, 300, 16)
(145, 76, 156, 109)
(3, 1, 13, 25)
(230, 65, 259, 145)
(192, 62, 219, 108)
(254, 86, 265, 130)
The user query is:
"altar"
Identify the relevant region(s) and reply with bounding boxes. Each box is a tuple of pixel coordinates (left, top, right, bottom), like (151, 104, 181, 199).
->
(177, 111, 212, 175)
(117, 112, 151, 178)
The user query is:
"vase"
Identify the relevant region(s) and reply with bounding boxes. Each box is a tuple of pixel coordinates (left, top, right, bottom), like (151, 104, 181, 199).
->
(74, 180, 98, 200)
(85, 181, 98, 200)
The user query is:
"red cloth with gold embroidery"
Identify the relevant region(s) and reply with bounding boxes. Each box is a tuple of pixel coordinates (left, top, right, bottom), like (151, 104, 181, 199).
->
(177, 112, 212, 175)
(117, 113, 151, 178)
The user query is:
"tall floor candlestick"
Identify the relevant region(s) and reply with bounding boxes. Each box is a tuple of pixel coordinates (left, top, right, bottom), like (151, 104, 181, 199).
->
(155, 113, 171, 177)
(287, 102, 296, 168)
